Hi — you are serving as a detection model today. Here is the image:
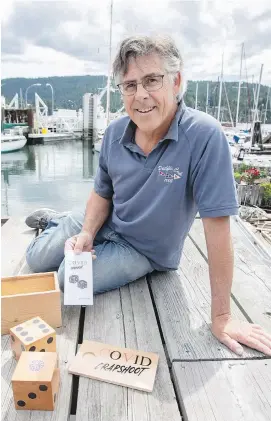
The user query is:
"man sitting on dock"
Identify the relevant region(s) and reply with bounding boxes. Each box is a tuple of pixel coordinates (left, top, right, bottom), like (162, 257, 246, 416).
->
(25, 35, 271, 357)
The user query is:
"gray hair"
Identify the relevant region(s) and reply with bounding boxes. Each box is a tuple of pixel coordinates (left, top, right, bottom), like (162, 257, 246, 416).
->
(112, 35, 186, 98)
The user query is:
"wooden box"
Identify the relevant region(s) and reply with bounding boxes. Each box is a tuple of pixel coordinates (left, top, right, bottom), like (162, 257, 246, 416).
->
(1, 272, 62, 335)
(12, 351, 59, 411)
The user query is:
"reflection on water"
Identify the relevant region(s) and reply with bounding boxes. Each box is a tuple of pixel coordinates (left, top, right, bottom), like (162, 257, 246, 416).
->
(1, 138, 99, 217)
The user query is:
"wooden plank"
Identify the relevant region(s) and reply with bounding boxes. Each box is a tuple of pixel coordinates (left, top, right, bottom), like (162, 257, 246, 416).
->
(150, 236, 262, 361)
(189, 219, 271, 331)
(1, 296, 81, 421)
(1, 217, 37, 276)
(232, 215, 271, 265)
(124, 281, 181, 421)
(76, 279, 182, 421)
(236, 217, 271, 260)
(75, 289, 127, 421)
(172, 360, 271, 421)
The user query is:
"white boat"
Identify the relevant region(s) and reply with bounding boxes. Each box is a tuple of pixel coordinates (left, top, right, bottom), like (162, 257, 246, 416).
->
(28, 132, 75, 142)
(1, 128, 27, 153)
(94, 141, 102, 153)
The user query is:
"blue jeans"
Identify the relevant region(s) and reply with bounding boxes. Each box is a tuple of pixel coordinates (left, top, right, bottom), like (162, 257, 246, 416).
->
(26, 211, 154, 294)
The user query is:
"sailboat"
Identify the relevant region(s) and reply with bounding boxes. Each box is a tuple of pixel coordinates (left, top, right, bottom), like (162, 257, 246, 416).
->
(1, 127, 27, 153)
(95, 0, 113, 154)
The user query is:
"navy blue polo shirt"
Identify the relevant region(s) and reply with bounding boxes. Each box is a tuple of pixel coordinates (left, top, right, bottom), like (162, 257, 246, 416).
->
(94, 101, 238, 270)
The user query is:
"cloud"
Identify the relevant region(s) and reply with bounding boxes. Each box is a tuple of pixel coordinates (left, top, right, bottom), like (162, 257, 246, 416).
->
(1, 0, 271, 84)
(1, 1, 94, 59)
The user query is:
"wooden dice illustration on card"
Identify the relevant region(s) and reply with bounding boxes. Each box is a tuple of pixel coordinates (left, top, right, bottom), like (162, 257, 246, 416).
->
(64, 251, 93, 305)
(12, 352, 59, 411)
(10, 317, 56, 360)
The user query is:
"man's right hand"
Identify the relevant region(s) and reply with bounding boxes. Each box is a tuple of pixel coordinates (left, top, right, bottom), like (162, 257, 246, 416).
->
(65, 231, 96, 259)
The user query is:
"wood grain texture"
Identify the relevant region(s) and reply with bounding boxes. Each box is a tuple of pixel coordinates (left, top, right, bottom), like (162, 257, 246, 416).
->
(68, 339, 159, 392)
(1, 218, 37, 277)
(2, 273, 56, 296)
(1, 289, 62, 335)
(150, 235, 262, 361)
(189, 218, 271, 331)
(76, 279, 182, 421)
(1, 218, 81, 420)
(2, 296, 81, 421)
(172, 359, 271, 421)
(233, 215, 271, 262)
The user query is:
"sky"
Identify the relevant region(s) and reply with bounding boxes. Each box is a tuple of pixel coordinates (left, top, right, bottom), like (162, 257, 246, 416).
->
(1, 0, 271, 85)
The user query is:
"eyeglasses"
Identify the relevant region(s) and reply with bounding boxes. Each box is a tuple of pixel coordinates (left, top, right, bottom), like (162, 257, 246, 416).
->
(117, 74, 165, 96)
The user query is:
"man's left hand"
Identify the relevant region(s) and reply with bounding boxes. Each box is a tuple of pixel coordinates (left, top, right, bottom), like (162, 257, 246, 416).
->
(211, 314, 271, 356)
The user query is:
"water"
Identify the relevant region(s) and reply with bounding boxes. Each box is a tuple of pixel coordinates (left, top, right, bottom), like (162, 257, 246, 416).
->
(1, 138, 99, 217)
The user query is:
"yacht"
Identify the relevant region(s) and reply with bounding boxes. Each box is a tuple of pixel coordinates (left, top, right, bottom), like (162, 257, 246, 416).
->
(1, 127, 27, 153)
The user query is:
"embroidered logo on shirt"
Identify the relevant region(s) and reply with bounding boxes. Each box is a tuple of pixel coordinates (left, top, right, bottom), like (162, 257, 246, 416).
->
(158, 166, 183, 183)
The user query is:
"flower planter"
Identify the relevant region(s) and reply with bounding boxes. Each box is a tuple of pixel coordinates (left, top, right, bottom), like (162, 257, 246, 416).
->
(236, 184, 264, 206)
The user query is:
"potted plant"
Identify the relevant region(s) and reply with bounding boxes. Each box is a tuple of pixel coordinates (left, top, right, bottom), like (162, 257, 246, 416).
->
(240, 167, 261, 185)
(260, 182, 271, 208)
(234, 171, 242, 184)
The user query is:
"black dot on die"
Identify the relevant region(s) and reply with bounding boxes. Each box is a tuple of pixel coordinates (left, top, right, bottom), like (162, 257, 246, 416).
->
(38, 324, 46, 329)
(11, 335, 15, 342)
(26, 337, 34, 342)
(15, 327, 23, 332)
(17, 400, 26, 407)
(54, 393, 56, 403)
(33, 319, 40, 324)
(43, 329, 49, 334)
(28, 392, 36, 399)
(40, 349, 45, 352)
(39, 385, 48, 392)
(29, 346, 36, 351)
(47, 337, 54, 344)
(21, 331, 28, 336)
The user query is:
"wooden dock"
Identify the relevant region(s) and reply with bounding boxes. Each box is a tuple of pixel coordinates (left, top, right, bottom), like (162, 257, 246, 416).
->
(1, 216, 271, 421)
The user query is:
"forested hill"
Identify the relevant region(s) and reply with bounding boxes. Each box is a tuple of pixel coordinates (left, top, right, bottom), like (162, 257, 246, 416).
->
(1, 75, 270, 123)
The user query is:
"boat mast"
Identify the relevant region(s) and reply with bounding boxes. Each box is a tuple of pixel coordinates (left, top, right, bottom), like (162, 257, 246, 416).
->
(217, 52, 224, 122)
(251, 74, 258, 120)
(251, 64, 264, 141)
(206, 82, 209, 114)
(263, 86, 270, 126)
(254, 64, 263, 122)
(20, 88, 23, 109)
(106, 0, 113, 126)
(195, 82, 198, 110)
(223, 81, 234, 127)
(236, 42, 244, 126)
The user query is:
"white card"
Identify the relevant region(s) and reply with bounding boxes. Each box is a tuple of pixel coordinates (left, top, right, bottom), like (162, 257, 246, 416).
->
(64, 251, 93, 306)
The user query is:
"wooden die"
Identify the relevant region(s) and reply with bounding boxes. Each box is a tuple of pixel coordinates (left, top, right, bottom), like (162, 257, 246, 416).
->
(12, 352, 59, 411)
(10, 317, 56, 360)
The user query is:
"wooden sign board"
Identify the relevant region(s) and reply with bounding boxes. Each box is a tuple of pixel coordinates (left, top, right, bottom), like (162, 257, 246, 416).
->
(68, 340, 159, 392)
